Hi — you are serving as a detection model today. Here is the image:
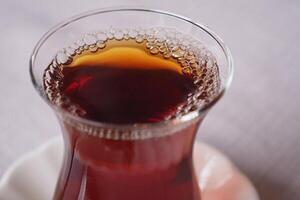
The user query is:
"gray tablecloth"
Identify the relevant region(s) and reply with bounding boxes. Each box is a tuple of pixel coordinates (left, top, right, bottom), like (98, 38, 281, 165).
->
(0, 0, 299, 199)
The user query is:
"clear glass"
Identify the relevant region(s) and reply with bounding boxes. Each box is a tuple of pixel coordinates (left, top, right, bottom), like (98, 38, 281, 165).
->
(30, 8, 233, 200)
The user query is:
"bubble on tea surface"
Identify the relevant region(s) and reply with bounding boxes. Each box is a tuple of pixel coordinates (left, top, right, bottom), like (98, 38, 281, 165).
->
(129, 29, 138, 38)
(135, 35, 144, 43)
(114, 30, 124, 40)
(56, 50, 70, 65)
(96, 41, 106, 49)
(96, 32, 108, 42)
(83, 34, 97, 45)
(150, 46, 159, 54)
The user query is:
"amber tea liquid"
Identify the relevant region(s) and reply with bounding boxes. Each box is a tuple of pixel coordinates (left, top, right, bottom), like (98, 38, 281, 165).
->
(44, 28, 220, 200)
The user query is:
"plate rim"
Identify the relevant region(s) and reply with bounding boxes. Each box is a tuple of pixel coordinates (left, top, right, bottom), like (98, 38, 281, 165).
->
(0, 137, 260, 200)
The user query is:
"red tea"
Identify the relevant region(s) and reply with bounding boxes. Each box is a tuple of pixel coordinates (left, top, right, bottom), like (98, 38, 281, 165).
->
(60, 44, 197, 123)
(44, 28, 220, 200)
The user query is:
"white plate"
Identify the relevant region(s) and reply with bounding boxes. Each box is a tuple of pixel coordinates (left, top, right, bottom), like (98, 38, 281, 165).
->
(0, 137, 259, 200)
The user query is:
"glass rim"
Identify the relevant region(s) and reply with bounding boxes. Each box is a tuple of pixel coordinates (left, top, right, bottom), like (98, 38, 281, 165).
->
(29, 7, 234, 130)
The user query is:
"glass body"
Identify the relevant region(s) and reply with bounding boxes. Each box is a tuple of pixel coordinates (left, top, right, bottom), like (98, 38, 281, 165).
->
(30, 8, 233, 200)
(56, 117, 202, 200)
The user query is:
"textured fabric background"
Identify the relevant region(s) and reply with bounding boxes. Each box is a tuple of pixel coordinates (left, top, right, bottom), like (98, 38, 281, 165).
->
(0, 1, 299, 199)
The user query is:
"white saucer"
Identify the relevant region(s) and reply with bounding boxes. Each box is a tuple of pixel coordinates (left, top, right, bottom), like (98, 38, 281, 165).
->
(0, 137, 259, 200)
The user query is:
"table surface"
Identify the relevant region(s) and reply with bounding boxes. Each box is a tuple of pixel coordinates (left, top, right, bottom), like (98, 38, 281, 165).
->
(0, 0, 299, 199)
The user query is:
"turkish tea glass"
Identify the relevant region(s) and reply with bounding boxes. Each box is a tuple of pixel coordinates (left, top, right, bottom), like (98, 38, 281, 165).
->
(30, 8, 233, 200)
